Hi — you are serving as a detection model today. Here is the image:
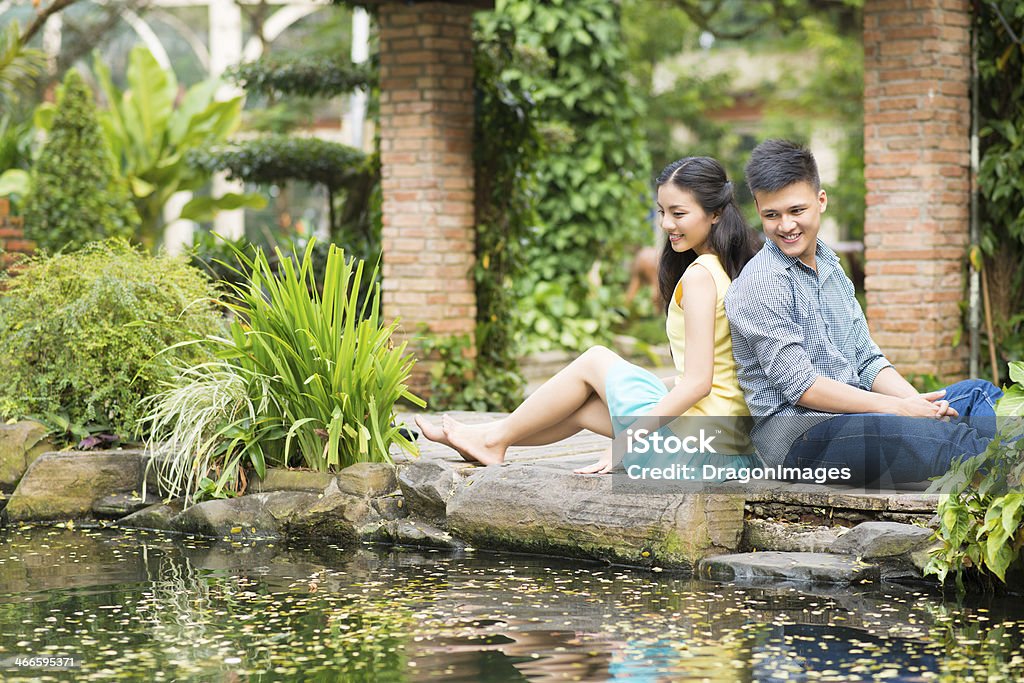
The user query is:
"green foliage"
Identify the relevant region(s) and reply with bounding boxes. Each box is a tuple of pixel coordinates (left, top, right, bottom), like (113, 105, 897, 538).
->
(0, 22, 45, 107)
(228, 55, 374, 99)
(89, 46, 264, 249)
(927, 362, 1024, 590)
(517, 279, 624, 355)
(420, 333, 523, 413)
(480, 0, 651, 353)
(976, 1, 1024, 376)
(189, 137, 378, 259)
(191, 135, 368, 194)
(0, 241, 224, 442)
(142, 242, 423, 505)
(21, 70, 139, 252)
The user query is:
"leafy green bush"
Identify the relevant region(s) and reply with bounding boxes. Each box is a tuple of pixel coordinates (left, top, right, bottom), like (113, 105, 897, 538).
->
(142, 242, 424, 506)
(927, 362, 1024, 590)
(22, 70, 138, 252)
(0, 241, 224, 441)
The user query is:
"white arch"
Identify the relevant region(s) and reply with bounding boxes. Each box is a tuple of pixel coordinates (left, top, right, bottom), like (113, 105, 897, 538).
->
(119, 9, 173, 69)
(150, 8, 211, 72)
(242, 2, 328, 63)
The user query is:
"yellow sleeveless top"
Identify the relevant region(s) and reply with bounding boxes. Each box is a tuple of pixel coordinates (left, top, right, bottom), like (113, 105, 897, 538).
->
(666, 253, 750, 420)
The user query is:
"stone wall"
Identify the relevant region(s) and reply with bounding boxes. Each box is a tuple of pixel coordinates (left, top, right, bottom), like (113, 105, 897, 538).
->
(863, 0, 971, 382)
(377, 2, 479, 394)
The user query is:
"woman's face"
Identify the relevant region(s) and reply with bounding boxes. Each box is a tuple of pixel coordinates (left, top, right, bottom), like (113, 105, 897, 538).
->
(656, 184, 716, 254)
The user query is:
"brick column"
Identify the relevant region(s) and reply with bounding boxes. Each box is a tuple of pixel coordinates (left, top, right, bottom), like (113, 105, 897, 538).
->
(863, 0, 971, 382)
(378, 2, 477, 394)
(0, 198, 33, 271)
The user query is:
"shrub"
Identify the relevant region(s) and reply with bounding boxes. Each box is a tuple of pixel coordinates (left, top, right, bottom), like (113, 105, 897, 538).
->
(926, 362, 1024, 590)
(22, 70, 138, 252)
(0, 241, 224, 441)
(141, 242, 424, 506)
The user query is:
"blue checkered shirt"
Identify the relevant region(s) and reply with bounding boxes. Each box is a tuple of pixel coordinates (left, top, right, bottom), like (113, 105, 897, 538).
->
(724, 240, 893, 467)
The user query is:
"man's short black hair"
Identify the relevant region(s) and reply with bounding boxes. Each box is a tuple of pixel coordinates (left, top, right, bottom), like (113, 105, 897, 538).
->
(745, 139, 821, 196)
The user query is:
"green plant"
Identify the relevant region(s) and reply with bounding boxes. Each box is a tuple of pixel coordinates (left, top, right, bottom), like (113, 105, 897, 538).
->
(141, 241, 423, 505)
(420, 333, 524, 412)
(976, 1, 1024, 379)
(141, 363, 285, 504)
(190, 137, 377, 260)
(926, 361, 1024, 590)
(21, 69, 139, 252)
(517, 279, 624, 355)
(88, 46, 265, 249)
(0, 240, 224, 441)
(0, 21, 44, 107)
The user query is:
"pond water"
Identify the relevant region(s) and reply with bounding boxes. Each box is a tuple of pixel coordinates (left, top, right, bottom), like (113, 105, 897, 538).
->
(0, 526, 1022, 682)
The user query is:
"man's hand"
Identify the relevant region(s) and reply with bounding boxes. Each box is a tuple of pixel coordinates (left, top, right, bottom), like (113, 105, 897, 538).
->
(888, 390, 959, 419)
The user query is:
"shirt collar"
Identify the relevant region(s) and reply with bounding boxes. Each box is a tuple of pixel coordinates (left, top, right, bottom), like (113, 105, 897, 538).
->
(763, 239, 839, 274)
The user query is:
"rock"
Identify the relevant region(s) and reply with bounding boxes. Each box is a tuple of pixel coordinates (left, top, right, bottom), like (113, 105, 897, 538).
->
(285, 479, 381, 543)
(172, 491, 319, 540)
(446, 463, 745, 568)
(743, 519, 842, 553)
(4, 450, 147, 522)
(336, 462, 399, 497)
(397, 458, 460, 526)
(699, 552, 879, 585)
(383, 519, 464, 550)
(373, 494, 408, 521)
(92, 492, 162, 518)
(249, 468, 335, 493)
(0, 421, 55, 491)
(831, 522, 934, 559)
(117, 500, 185, 531)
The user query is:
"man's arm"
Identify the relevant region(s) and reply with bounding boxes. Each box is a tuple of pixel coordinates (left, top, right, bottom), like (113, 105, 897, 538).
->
(870, 366, 918, 398)
(798, 375, 951, 417)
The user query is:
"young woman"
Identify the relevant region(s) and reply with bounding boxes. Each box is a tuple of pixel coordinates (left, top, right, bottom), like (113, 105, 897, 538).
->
(417, 156, 762, 474)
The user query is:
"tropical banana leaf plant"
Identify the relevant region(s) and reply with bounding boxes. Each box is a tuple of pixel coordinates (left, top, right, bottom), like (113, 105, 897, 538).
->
(0, 22, 44, 107)
(87, 45, 265, 247)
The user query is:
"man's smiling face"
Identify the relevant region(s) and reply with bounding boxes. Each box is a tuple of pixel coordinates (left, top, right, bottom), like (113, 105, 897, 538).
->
(753, 180, 828, 269)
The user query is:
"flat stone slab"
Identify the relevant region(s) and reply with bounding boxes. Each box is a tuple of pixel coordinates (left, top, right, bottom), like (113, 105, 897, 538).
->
(446, 462, 745, 568)
(4, 450, 147, 522)
(832, 521, 934, 559)
(743, 519, 842, 553)
(699, 551, 880, 585)
(92, 492, 162, 518)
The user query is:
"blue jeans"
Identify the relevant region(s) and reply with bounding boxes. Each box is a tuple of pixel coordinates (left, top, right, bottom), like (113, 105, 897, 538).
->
(783, 379, 1003, 487)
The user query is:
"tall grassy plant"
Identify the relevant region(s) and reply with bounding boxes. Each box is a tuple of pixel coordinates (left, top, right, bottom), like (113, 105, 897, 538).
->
(141, 363, 286, 505)
(219, 241, 424, 470)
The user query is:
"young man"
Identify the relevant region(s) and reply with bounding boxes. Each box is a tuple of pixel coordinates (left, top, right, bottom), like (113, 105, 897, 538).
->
(724, 139, 1002, 486)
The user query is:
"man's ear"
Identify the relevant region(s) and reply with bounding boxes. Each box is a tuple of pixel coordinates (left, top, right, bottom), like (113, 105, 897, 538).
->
(818, 188, 828, 214)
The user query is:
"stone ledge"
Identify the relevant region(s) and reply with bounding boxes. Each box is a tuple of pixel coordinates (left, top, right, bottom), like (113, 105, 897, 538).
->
(699, 551, 880, 585)
(446, 463, 745, 569)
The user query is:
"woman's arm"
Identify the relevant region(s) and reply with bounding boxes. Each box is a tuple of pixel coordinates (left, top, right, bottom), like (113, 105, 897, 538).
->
(635, 263, 717, 429)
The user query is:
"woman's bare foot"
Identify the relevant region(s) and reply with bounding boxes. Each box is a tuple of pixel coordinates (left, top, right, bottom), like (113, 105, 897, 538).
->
(442, 415, 507, 465)
(415, 415, 450, 446)
(415, 415, 476, 463)
(574, 444, 613, 475)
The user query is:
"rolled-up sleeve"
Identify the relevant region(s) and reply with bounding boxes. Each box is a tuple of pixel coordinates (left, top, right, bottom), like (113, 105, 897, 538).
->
(726, 273, 818, 406)
(851, 305, 893, 390)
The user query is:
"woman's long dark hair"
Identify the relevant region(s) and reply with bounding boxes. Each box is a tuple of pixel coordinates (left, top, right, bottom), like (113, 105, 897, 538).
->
(656, 157, 760, 311)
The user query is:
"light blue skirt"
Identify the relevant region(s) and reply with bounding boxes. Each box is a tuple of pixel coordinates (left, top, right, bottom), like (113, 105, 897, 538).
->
(604, 361, 760, 479)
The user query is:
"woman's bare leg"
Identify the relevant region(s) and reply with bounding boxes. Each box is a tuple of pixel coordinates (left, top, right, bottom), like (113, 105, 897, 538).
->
(427, 346, 623, 464)
(416, 394, 612, 462)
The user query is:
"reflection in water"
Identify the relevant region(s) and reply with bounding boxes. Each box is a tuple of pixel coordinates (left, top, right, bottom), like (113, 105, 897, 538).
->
(0, 527, 1021, 681)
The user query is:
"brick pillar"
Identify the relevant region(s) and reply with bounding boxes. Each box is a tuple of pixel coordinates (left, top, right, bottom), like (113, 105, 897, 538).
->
(378, 2, 477, 395)
(0, 198, 33, 271)
(863, 0, 971, 383)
